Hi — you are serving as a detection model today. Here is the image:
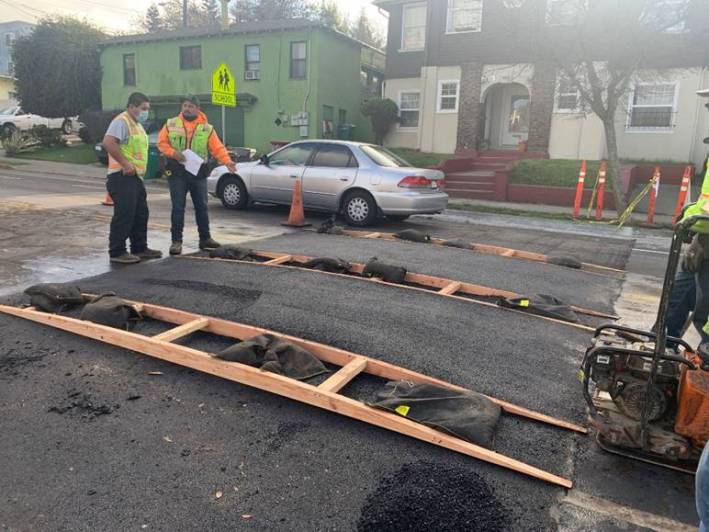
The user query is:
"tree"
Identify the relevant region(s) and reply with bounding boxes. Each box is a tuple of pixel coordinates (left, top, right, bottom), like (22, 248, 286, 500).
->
(144, 3, 164, 32)
(317, 1, 348, 34)
(12, 17, 105, 118)
(362, 97, 399, 145)
(231, 0, 317, 23)
(350, 8, 384, 49)
(540, 0, 709, 214)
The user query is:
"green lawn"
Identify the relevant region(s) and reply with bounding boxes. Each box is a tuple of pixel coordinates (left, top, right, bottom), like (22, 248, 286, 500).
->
(0, 158, 29, 166)
(14, 144, 99, 165)
(388, 148, 452, 168)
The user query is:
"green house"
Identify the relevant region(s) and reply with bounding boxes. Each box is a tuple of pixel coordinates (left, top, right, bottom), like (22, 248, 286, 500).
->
(99, 20, 384, 153)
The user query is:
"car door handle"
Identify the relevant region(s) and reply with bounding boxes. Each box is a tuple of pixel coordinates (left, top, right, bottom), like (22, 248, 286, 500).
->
(289, 174, 299, 178)
(339, 177, 349, 181)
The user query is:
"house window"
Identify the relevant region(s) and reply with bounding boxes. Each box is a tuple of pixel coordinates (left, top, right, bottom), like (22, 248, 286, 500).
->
(446, 0, 483, 33)
(546, 0, 587, 25)
(555, 75, 580, 112)
(642, 0, 688, 33)
(322, 105, 334, 136)
(290, 41, 307, 79)
(180, 46, 202, 70)
(399, 91, 420, 128)
(437, 81, 460, 113)
(123, 53, 136, 86)
(401, 3, 426, 51)
(627, 83, 678, 130)
(245, 44, 260, 79)
(338, 109, 347, 125)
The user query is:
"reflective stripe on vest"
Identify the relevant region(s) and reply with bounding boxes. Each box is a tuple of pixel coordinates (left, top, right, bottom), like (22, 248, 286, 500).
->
(166, 116, 213, 160)
(107, 111, 149, 179)
(681, 162, 709, 232)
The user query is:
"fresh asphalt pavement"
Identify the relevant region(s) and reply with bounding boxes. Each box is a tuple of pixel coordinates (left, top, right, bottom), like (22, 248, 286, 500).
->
(0, 162, 698, 530)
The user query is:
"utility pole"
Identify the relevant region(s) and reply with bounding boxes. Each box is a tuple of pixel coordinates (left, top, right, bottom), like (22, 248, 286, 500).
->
(183, 0, 188, 27)
(220, 0, 230, 30)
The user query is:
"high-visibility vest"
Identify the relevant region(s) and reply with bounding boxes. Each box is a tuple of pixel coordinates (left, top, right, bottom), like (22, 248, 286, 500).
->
(165, 116, 213, 160)
(107, 111, 149, 179)
(681, 161, 709, 233)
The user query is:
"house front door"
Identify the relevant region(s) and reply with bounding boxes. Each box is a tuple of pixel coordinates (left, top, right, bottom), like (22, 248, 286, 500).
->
(500, 86, 530, 148)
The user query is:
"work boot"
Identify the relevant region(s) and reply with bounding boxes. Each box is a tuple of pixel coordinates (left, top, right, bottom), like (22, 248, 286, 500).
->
(135, 248, 163, 260)
(110, 253, 141, 265)
(169, 242, 183, 255)
(199, 238, 221, 251)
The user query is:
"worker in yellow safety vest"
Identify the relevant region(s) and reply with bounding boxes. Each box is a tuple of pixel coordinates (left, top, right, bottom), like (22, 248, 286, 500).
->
(102, 92, 162, 264)
(158, 95, 236, 256)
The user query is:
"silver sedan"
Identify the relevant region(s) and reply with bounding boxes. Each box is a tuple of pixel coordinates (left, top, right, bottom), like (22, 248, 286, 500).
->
(207, 140, 448, 226)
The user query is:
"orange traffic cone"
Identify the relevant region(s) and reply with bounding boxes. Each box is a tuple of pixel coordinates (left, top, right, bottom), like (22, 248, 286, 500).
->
(281, 179, 311, 227)
(101, 192, 114, 206)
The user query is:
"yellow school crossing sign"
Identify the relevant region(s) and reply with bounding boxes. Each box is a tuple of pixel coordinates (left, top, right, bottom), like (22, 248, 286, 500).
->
(212, 63, 236, 107)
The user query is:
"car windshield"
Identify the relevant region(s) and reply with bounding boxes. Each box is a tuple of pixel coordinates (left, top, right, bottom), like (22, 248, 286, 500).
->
(0, 106, 18, 115)
(360, 144, 412, 168)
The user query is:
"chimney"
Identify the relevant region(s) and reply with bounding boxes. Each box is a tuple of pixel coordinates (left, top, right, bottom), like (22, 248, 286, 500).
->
(220, 0, 230, 30)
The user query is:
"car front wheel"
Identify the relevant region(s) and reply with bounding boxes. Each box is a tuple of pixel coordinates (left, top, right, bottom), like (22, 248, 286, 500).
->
(342, 190, 377, 227)
(219, 176, 248, 210)
(2, 123, 16, 136)
(61, 119, 72, 135)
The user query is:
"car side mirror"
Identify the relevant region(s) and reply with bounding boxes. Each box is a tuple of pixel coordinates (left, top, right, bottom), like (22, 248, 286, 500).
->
(703, 137, 709, 145)
(260, 154, 270, 166)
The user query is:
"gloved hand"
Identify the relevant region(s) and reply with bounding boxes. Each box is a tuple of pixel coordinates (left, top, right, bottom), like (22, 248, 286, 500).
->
(683, 235, 705, 273)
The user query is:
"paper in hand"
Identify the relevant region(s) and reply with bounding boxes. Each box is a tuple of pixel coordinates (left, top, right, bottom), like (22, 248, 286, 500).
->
(182, 149, 204, 177)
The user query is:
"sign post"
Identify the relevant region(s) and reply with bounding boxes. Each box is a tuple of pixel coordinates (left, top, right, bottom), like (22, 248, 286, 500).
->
(211, 63, 237, 146)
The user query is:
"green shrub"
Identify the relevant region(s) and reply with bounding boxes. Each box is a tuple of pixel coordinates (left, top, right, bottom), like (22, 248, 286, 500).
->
(31, 125, 67, 148)
(508, 159, 601, 189)
(1, 131, 35, 156)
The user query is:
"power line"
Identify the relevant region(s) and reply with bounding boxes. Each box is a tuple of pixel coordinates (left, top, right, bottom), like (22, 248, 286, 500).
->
(0, 0, 40, 19)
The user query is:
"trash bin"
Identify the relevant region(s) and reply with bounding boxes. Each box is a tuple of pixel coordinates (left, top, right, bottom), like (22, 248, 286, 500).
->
(338, 124, 356, 141)
(144, 144, 160, 180)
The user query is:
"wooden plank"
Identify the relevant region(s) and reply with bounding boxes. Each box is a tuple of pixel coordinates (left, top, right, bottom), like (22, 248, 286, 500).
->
(153, 318, 209, 342)
(363, 232, 381, 239)
(0, 304, 573, 488)
(264, 255, 293, 265)
(318, 357, 368, 392)
(439, 282, 462, 295)
(78, 296, 589, 434)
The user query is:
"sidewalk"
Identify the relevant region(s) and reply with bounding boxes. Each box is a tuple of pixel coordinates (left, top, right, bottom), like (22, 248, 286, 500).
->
(448, 197, 676, 226)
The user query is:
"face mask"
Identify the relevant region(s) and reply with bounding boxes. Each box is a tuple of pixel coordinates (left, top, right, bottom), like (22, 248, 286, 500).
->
(137, 110, 149, 124)
(183, 112, 197, 122)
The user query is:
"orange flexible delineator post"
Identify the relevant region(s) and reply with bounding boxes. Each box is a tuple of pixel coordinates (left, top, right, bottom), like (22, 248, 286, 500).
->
(672, 166, 693, 224)
(647, 166, 661, 225)
(595, 161, 607, 221)
(281, 179, 311, 228)
(572, 160, 587, 220)
(101, 193, 114, 206)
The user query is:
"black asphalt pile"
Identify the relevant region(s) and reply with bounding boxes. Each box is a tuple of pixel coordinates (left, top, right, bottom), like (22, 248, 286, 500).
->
(357, 461, 510, 532)
(48, 389, 117, 420)
(0, 340, 51, 378)
(249, 231, 622, 313)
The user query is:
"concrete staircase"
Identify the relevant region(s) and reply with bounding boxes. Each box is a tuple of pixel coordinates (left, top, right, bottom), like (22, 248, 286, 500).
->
(443, 151, 527, 200)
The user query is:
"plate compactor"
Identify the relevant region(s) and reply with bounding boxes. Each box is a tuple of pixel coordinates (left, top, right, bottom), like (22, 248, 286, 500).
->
(582, 215, 709, 472)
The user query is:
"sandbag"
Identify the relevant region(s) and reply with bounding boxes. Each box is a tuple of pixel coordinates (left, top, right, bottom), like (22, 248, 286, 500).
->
(441, 239, 469, 249)
(317, 217, 345, 235)
(79, 294, 142, 330)
(24, 283, 84, 313)
(371, 381, 501, 448)
(499, 294, 579, 323)
(395, 229, 431, 243)
(547, 256, 583, 269)
(209, 245, 254, 261)
(215, 334, 328, 380)
(301, 257, 351, 274)
(363, 258, 407, 283)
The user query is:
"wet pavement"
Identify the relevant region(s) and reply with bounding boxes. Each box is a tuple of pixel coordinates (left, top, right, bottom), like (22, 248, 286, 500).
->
(0, 161, 698, 531)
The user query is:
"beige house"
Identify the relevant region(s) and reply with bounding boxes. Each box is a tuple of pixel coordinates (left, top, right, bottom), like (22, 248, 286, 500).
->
(0, 74, 15, 106)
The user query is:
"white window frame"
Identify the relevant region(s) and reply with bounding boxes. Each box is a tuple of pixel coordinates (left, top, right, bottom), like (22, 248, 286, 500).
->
(546, 0, 588, 26)
(437, 80, 460, 113)
(626, 82, 679, 133)
(398, 90, 421, 130)
(446, 0, 483, 34)
(400, 2, 427, 52)
(554, 75, 581, 113)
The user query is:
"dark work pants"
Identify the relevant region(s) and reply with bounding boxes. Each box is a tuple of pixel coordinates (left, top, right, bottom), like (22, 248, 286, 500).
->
(665, 267, 697, 338)
(106, 172, 149, 257)
(168, 167, 211, 243)
(693, 263, 709, 345)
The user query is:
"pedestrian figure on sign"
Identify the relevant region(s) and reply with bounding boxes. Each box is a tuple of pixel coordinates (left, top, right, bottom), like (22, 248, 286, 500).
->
(219, 70, 225, 90)
(223, 69, 230, 92)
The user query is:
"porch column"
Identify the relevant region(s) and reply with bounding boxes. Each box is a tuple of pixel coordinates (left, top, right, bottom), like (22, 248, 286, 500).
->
(527, 62, 556, 154)
(456, 62, 484, 153)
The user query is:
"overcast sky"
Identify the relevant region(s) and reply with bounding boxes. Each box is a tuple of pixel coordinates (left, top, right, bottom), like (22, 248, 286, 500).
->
(0, 0, 387, 34)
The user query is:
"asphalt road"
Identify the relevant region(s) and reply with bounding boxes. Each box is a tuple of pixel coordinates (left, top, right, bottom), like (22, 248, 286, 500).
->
(0, 162, 697, 531)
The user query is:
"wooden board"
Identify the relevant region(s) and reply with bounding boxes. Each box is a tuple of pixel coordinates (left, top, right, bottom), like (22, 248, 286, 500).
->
(339, 229, 625, 278)
(0, 300, 584, 488)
